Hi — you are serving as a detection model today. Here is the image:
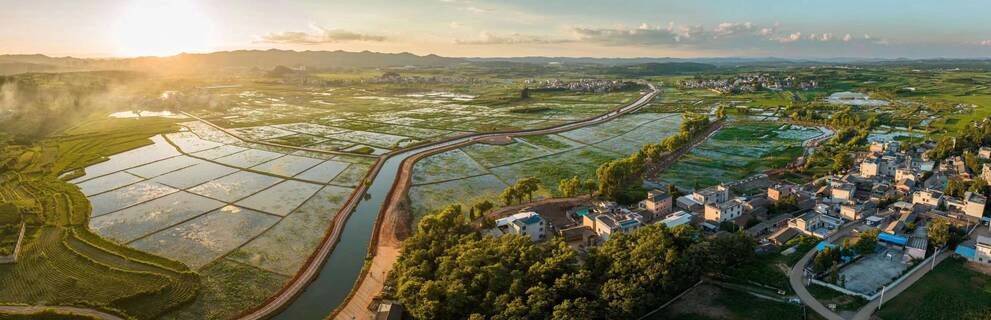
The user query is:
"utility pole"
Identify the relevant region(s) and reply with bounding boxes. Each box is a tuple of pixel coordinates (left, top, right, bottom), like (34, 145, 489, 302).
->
(878, 285, 886, 310)
(931, 247, 940, 271)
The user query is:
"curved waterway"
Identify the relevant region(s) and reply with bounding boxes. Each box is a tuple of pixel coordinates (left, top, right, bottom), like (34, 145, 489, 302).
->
(273, 139, 466, 319)
(273, 85, 659, 319)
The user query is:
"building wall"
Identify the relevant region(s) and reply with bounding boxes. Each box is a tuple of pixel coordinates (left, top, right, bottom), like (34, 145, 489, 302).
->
(976, 244, 991, 264)
(705, 203, 742, 222)
(861, 162, 879, 177)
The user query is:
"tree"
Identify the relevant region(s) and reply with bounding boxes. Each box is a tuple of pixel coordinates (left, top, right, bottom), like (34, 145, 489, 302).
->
(474, 200, 494, 215)
(667, 184, 684, 199)
(928, 218, 950, 248)
(515, 177, 542, 202)
(832, 152, 852, 173)
(558, 176, 583, 198)
(500, 186, 518, 206)
(520, 87, 531, 99)
(582, 178, 597, 196)
(596, 156, 643, 201)
(854, 228, 880, 254)
(715, 105, 726, 119)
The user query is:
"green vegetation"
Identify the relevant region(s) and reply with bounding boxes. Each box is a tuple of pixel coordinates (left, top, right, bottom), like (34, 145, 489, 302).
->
(660, 121, 817, 188)
(386, 205, 756, 320)
(598, 112, 712, 201)
(658, 284, 811, 320)
(0, 309, 101, 320)
(0, 109, 197, 318)
(878, 257, 991, 320)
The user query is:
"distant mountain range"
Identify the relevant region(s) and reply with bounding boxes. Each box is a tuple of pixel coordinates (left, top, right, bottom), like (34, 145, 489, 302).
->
(0, 50, 465, 75)
(2, 49, 990, 75)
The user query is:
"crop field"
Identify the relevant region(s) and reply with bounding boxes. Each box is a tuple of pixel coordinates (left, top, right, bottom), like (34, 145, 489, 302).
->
(89, 191, 226, 243)
(187, 81, 645, 154)
(658, 122, 825, 189)
(162, 258, 289, 320)
(228, 185, 351, 275)
(52, 117, 365, 318)
(130, 205, 281, 269)
(407, 112, 683, 219)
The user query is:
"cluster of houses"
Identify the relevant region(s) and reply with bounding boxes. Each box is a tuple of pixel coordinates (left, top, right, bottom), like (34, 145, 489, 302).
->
(366, 72, 480, 85)
(679, 73, 819, 94)
(488, 140, 991, 261)
(523, 79, 636, 93)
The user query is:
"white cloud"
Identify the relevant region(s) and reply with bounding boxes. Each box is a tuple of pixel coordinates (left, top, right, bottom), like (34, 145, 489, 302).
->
(257, 25, 386, 44)
(449, 21, 462, 29)
(456, 32, 570, 45)
(775, 32, 802, 43)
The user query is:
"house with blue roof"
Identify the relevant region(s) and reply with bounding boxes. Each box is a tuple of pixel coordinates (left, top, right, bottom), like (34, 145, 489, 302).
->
(492, 211, 546, 241)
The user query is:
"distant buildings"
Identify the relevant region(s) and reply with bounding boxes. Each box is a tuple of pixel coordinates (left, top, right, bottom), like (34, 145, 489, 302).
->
(679, 73, 818, 94)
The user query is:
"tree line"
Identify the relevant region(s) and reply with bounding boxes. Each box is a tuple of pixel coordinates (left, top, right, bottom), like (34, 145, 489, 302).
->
(385, 204, 756, 320)
(595, 112, 714, 202)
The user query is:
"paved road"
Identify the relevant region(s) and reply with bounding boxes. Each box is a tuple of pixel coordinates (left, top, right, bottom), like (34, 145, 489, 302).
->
(788, 223, 952, 320)
(788, 224, 857, 320)
(0, 305, 124, 320)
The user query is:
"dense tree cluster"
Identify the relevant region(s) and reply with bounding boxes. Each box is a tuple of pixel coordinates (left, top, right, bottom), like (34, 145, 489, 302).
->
(945, 178, 989, 199)
(387, 205, 756, 320)
(557, 176, 596, 198)
(927, 119, 991, 160)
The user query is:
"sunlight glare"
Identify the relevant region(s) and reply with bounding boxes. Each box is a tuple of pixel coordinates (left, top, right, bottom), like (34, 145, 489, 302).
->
(114, 0, 215, 57)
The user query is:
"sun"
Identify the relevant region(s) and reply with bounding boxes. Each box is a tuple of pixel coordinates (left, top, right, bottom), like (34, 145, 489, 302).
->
(114, 0, 216, 57)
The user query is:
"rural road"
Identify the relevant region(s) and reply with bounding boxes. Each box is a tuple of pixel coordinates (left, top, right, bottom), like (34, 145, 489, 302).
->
(0, 305, 125, 320)
(332, 84, 663, 320)
(789, 222, 951, 320)
(788, 224, 856, 320)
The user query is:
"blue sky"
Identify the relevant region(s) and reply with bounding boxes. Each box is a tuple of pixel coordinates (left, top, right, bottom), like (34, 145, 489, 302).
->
(2, 0, 990, 58)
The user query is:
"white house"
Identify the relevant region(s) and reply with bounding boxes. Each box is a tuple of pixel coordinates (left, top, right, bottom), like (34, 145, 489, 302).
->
(704, 198, 744, 223)
(493, 211, 546, 241)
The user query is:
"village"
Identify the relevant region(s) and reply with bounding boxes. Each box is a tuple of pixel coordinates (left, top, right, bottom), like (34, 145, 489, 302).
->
(679, 73, 820, 94)
(486, 137, 991, 316)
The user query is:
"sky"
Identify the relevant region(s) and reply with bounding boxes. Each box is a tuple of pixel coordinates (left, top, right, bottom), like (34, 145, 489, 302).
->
(2, 0, 991, 59)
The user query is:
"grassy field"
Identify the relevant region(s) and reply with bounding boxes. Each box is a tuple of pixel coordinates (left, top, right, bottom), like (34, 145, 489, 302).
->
(877, 257, 991, 320)
(656, 283, 817, 320)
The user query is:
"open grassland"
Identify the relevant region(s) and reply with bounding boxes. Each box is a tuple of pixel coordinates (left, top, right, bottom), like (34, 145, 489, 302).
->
(877, 258, 991, 320)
